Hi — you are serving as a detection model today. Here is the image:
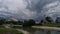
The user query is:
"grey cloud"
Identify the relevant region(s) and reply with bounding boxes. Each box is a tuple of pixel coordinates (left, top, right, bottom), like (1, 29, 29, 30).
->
(0, 0, 60, 21)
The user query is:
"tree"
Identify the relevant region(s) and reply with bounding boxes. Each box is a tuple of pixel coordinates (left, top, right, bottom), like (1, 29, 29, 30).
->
(28, 19, 35, 26)
(56, 17, 60, 23)
(23, 19, 35, 27)
(0, 18, 6, 25)
(18, 21, 23, 25)
(23, 20, 28, 27)
(39, 20, 44, 25)
(45, 16, 53, 23)
(9, 21, 21, 25)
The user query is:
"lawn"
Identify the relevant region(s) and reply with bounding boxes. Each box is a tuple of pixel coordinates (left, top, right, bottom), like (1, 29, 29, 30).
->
(0, 25, 23, 34)
(42, 23, 60, 27)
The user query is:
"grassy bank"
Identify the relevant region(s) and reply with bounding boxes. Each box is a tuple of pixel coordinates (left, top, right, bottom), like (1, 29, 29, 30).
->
(42, 23, 60, 27)
(0, 25, 23, 34)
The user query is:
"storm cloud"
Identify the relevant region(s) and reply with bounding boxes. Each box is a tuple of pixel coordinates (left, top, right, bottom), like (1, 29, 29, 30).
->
(0, 0, 60, 20)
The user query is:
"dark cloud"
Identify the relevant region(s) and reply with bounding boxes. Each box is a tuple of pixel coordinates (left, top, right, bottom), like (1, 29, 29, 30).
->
(0, 0, 60, 21)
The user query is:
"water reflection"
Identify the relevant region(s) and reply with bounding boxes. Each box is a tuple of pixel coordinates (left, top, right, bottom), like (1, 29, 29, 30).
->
(22, 28, 60, 34)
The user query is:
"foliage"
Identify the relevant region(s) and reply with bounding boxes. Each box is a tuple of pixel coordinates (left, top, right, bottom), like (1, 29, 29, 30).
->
(42, 23, 60, 27)
(0, 26, 23, 34)
(28, 19, 35, 26)
(23, 19, 35, 27)
(18, 21, 23, 25)
(45, 16, 53, 23)
(5, 20, 23, 25)
(55, 17, 60, 23)
(0, 18, 6, 25)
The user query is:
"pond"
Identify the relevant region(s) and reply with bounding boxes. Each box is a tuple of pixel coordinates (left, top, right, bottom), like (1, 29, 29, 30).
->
(13, 26, 60, 34)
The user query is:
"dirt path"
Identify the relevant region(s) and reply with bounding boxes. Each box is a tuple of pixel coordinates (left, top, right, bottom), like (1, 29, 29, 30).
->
(32, 26, 60, 31)
(3, 25, 29, 34)
(16, 29, 29, 34)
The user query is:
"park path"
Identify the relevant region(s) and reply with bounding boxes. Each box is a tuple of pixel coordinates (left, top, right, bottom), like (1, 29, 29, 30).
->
(16, 29, 29, 34)
(3, 25, 60, 34)
(3, 25, 29, 34)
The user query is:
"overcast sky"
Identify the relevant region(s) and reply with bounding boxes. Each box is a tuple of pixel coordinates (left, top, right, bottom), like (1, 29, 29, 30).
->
(0, 0, 60, 20)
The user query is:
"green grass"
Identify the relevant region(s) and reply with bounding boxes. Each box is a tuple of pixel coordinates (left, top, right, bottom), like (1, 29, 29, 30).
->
(42, 23, 60, 27)
(0, 25, 5, 28)
(0, 25, 23, 34)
